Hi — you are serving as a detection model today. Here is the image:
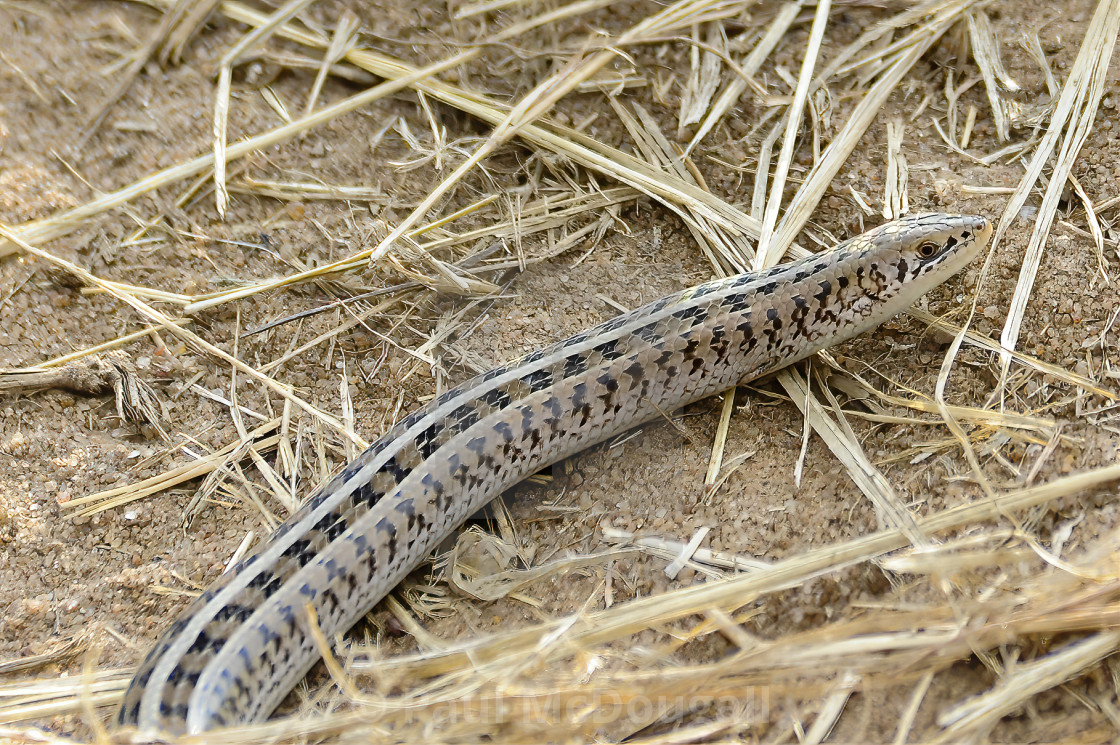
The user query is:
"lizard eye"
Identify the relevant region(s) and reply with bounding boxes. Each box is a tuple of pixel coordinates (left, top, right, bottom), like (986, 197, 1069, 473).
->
(917, 242, 940, 259)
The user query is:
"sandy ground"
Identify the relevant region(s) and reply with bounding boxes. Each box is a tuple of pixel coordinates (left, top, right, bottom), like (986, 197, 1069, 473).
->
(1, 0, 1119, 741)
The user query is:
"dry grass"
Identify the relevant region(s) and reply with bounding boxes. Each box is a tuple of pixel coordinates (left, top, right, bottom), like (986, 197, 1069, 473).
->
(1, 0, 1119, 742)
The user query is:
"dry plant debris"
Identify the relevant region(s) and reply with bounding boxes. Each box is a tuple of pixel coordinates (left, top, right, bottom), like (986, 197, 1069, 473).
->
(0, 0, 1119, 742)
(0, 353, 171, 443)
